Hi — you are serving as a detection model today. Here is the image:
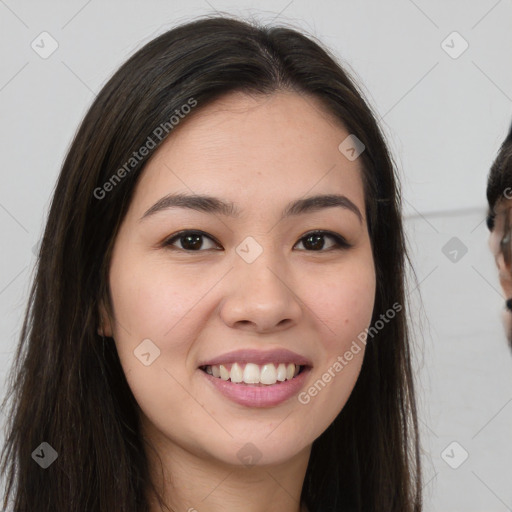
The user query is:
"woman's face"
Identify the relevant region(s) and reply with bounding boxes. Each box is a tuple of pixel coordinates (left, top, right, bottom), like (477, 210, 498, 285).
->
(489, 198, 512, 346)
(101, 91, 376, 467)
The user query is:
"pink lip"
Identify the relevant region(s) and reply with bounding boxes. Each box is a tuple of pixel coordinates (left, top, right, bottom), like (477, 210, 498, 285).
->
(200, 366, 312, 408)
(197, 348, 312, 368)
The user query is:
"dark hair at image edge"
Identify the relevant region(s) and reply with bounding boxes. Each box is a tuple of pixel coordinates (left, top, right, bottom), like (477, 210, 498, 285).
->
(487, 120, 512, 230)
(1, 15, 421, 512)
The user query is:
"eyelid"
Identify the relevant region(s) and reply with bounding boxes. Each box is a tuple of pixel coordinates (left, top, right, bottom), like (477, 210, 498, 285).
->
(162, 230, 221, 250)
(296, 230, 352, 250)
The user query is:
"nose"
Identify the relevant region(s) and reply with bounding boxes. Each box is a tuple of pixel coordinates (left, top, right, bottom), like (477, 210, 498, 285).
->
(219, 251, 303, 333)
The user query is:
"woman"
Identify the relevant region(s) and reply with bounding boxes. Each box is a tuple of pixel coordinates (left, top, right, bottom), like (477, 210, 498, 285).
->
(1, 16, 422, 512)
(487, 121, 512, 348)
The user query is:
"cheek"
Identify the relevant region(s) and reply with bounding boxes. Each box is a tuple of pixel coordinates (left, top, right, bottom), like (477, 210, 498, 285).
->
(109, 256, 209, 339)
(297, 258, 375, 409)
(107, 255, 221, 398)
(489, 231, 500, 255)
(303, 260, 376, 348)
(495, 252, 512, 299)
(107, 258, 210, 421)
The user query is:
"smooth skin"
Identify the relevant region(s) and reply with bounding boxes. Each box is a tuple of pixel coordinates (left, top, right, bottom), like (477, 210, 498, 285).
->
(99, 91, 377, 512)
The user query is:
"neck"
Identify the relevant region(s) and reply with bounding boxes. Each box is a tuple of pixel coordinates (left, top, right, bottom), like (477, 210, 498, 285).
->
(143, 423, 311, 512)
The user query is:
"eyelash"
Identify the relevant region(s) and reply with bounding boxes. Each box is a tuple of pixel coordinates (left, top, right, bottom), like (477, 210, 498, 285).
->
(162, 229, 352, 252)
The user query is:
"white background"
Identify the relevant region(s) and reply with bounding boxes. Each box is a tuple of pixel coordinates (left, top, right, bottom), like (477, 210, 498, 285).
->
(1, 1, 512, 510)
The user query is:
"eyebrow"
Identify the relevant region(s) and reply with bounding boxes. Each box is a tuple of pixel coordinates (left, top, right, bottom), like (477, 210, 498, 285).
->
(140, 193, 363, 224)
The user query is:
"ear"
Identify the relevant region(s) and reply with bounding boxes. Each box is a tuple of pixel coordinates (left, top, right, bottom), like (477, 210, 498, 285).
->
(496, 251, 512, 300)
(98, 298, 113, 338)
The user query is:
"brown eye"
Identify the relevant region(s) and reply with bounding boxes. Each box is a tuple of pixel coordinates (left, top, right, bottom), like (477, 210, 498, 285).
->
(295, 231, 351, 251)
(164, 231, 220, 251)
(163, 229, 351, 253)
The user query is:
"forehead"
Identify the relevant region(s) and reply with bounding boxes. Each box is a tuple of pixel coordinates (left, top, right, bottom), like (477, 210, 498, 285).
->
(134, 91, 367, 217)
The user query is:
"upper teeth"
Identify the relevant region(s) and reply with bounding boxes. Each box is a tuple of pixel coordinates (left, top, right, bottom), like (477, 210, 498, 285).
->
(204, 362, 301, 385)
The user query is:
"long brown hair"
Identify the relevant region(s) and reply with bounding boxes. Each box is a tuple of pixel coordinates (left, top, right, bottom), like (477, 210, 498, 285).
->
(1, 15, 421, 511)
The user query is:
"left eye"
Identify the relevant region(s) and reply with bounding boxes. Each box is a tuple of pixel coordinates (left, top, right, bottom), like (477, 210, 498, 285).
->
(162, 230, 350, 252)
(163, 230, 221, 251)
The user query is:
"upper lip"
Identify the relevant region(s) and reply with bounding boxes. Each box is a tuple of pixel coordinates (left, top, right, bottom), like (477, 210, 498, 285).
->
(197, 348, 312, 368)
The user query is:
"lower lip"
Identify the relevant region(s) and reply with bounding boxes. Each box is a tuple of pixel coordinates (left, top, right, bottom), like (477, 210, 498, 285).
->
(199, 367, 311, 408)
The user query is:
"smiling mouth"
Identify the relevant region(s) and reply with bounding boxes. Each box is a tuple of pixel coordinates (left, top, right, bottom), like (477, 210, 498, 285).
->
(199, 362, 308, 386)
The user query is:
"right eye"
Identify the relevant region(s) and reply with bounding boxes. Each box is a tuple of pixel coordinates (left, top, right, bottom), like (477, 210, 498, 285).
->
(163, 230, 222, 252)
